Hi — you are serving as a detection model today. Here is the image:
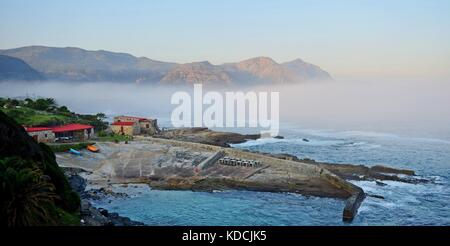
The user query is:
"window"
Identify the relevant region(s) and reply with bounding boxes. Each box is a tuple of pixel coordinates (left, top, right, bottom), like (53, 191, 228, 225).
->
(146, 124, 149, 128)
(44, 134, 48, 138)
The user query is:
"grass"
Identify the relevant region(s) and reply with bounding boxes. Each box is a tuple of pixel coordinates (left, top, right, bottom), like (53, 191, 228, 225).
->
(97, 133, 133, 142)
(1, 107, 73, 126)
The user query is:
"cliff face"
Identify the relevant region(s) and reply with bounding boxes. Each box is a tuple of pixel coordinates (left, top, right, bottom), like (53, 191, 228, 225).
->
(0, 111, 80, 225)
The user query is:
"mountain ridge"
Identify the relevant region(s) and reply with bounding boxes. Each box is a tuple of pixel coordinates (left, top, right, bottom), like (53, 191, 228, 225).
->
(0, 46, 332, 84)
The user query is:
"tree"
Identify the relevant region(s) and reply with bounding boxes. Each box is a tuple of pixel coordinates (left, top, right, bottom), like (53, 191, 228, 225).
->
(0, 157, 59, 226)
(32, 98, 52, 111)
(24, 98, 34, 106)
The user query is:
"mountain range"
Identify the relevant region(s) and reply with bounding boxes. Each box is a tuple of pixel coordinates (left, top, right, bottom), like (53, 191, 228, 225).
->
(0, 46, 332, 84)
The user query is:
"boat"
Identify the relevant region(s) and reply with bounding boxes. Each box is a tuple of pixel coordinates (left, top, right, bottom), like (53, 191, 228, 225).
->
(87, 145, 99, 152)
(68, 148, 82, 155)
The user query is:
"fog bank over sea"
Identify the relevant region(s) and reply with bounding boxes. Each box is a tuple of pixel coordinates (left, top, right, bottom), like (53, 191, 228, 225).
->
(1, 79, 449, 140)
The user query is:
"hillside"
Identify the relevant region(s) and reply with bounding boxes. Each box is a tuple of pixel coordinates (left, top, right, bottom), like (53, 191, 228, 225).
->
(0, 55, 43, 81)
(0, 111, 80, 226)
(0, 97, 108, 130)
(0, 46, 332, 84)
(0, 46, 176, 83)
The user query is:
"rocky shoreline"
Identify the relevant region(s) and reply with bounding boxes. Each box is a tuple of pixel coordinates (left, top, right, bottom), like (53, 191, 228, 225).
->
(154, 127, 260, 147)
(63, 167, 144, 226)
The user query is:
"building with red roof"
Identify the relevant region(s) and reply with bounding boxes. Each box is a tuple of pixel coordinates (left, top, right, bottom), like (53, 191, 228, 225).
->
(24, 123, 94, 142)
(113, 115, 160, 136)
(24, 126, 55, 143)
(51, 123, 94, 141)
(111, 120, 139, 136)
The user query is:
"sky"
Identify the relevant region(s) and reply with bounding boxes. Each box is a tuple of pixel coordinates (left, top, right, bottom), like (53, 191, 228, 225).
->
(1, 0, 450, 79)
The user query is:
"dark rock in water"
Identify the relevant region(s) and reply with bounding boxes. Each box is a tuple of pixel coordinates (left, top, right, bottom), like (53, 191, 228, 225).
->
(375, 180, 387, 186)
(274, 136, 284, 139)
(82, 187, 129, 200)
(302, 138, 309, 142)
(80, 200, 113, 226)
(98, 208, 109, 216)
(68, 174, 87, 193)
(80, 200, 144, 226)
(367, 193, 385, 199)
(371, 165, 415, 176)
(343, 189, 366, 222)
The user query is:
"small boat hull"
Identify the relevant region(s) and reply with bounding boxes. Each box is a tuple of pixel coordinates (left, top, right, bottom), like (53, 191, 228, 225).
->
(69, 148, 82, 155)
(87, 145, 99, 152)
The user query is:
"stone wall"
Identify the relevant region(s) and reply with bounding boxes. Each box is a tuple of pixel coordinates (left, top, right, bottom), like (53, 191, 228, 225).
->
(139, 119, 160, 135)
(28, 130, 55, 143)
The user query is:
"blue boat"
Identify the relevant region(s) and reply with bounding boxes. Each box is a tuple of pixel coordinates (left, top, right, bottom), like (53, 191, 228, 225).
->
(68, 148, 82, 156)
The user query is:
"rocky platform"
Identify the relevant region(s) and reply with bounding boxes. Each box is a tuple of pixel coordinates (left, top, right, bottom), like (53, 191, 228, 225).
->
(154, 127, 260, 147)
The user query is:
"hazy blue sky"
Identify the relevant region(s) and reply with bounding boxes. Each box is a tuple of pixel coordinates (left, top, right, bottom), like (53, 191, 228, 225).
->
(1, 0, 449, 79)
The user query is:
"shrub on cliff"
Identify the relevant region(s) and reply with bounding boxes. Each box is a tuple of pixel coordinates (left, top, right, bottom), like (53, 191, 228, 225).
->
(0, 111, 80, 225)
(0, 157, 58, 226)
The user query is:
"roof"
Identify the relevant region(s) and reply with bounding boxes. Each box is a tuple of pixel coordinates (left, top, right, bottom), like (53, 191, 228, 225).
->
(51, 123, 93, 133)
(25, 127, 52, 132)
(111, 121, 135, 126)
(117, 116, 151, 122)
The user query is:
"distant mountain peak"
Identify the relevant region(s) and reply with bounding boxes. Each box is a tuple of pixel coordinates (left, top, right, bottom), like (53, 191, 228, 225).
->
(286, 58, 305, 64)
(0, 45, 332, 84)
(161, 61, 231, 84)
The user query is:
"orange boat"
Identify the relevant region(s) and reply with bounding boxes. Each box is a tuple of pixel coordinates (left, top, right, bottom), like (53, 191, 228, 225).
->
(87, 145, 99, 153)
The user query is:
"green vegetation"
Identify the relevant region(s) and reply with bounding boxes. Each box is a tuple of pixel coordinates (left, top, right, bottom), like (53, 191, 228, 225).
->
(0, 111, 81, 226)
(97, 131, 133, 142)
(0, 97, 108, 131)
(0, 157, 59, 226)
(48, 142, 95, 153)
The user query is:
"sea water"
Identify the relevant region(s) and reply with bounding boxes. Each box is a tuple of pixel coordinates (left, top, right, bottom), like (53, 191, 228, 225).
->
(91, 123, 450, 225)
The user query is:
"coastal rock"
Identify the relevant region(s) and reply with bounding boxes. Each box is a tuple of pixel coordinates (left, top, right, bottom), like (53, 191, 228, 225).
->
(155, 127, 260, 147)
(257, 153, 424, 184)
(343, 190, 366, 222)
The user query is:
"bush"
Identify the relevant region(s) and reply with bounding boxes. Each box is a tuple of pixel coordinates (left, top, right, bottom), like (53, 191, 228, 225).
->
(39, 143, 80, 212)
(0, 157, 59, 226)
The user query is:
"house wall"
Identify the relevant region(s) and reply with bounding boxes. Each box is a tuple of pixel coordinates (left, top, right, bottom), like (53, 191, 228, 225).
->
(139, 119, 160, 135)
(111, 124, 138, 136)
(114, 116, 160, 135)
(84, 128, 94, 140)
(72, 130, 86, 141)
(28, 130, 55, 143)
